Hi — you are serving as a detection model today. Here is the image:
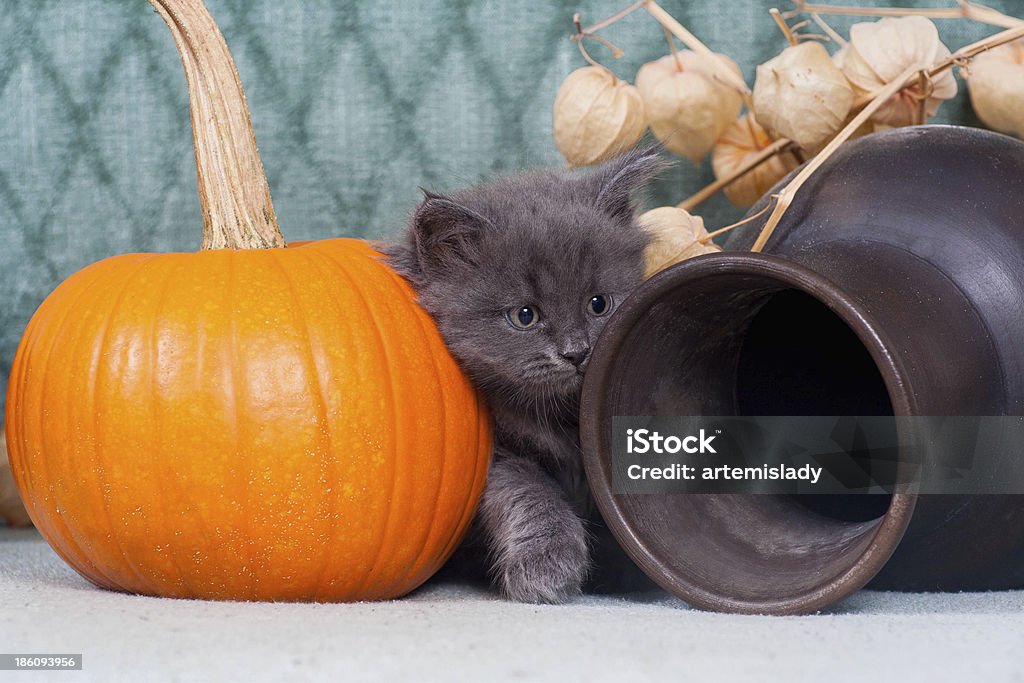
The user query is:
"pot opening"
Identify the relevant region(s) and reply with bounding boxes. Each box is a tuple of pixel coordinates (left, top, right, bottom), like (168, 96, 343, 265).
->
(593, 259, 911, 611)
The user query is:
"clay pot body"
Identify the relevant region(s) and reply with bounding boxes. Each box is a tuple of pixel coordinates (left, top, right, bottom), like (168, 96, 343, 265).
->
(581, 126, 1024, 614)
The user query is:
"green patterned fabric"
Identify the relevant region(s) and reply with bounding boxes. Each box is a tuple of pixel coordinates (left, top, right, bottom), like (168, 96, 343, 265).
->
(0, 0, 1016, 414)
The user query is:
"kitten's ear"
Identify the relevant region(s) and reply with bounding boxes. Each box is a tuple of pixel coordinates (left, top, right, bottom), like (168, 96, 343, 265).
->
(412, 189, 492, 274)
(590, 145, 671, 221)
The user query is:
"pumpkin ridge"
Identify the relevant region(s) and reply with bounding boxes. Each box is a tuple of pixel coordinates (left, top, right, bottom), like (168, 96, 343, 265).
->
(88, 255, 168, 593)
(269, 248, 336, 600)
(369, 247, 492, 575)
(372, 256, 451, 586)
(300, 248, 367, 598)
(372, 256, 474, 582)
(10, 261, 125, 589)
(149, 254, 206, 597)
(11, 261, 121, 495)
(54, 258, 162, 590)
(392, 255, 491, 566)
(8, 291, 52, 515)
(318, 247, 405, 598)
(224, 253, 258, 599)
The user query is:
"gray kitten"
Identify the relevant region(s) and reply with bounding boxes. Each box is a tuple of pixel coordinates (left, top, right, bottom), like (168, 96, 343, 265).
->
(386, 146, 666, 603)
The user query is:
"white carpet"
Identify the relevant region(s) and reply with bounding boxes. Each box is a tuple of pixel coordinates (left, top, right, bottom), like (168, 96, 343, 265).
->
(2, 527, 1023, 683)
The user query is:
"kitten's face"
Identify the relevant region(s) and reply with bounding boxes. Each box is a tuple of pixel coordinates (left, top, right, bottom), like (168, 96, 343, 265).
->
(391, 147, 664, 407)
(423, 201, 645, 401)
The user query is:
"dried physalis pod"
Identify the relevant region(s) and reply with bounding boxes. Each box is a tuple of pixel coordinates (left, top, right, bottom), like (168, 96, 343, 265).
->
(753, 41, 854, 151)
(712, 113, 800, 208)
(554, 66, 647, 166)
(638, 206, 721, 278)
(835, 16, 957, 127)
(635, 52, 744, 163)
(967, 39, 1024, 138)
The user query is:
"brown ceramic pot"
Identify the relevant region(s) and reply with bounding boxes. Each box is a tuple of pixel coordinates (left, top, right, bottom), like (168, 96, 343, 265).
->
(580, 126, 1024, 614)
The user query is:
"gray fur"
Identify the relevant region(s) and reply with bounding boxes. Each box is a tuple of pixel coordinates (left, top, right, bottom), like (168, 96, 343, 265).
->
(385, 146, 667, 603)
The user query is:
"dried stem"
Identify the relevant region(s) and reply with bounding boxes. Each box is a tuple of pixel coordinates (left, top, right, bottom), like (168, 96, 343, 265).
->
(573, 13, 623, 80)
(576, 0, 649, 35)
(148, 0, 284, 250)
(810, 12, 847, 45)
(785, 0, 1024, 29)
(750, 22, 1024, 252)
(678, 138, 794, 212)
(915, 70, 931, 125)
(770, 8, 799, 46)
(699, 196, 779, 243)
(663, 27, 683, 71)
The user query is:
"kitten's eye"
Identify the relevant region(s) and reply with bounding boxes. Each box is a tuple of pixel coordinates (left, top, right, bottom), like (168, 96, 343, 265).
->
(506, 305, 540, 330)
(588, 294, 612, 317)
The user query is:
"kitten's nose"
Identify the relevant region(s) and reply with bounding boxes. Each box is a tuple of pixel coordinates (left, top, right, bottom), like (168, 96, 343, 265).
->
(561, 347, 590, 368)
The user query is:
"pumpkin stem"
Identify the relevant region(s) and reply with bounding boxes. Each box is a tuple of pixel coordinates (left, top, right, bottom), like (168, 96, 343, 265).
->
(148, 0, 285, 250)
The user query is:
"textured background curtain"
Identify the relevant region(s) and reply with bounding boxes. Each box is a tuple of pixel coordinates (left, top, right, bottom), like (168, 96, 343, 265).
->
(0, 0, 1016, 414)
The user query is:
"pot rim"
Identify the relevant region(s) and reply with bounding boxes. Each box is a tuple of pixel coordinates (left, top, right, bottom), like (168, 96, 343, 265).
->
(580, 251, 919, 615)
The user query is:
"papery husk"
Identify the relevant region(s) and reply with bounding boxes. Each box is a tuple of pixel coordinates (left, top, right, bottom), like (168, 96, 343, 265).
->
(554, 66, 648, 166)
(835, 16, 957, 126)
(638, 206, 721, 277)
(754, 41, 854, 151)
(967, 39, 1024, 138)
(712, 113, 801, 208)
(636, 52, 744, 163)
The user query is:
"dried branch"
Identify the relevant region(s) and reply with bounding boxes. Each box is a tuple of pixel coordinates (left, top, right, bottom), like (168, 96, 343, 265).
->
(785, 0, 1024, 29)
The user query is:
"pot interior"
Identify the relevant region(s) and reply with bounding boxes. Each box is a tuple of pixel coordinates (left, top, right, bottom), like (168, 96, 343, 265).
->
(737, 289, 893, 523)
(598, 264, 907, 610)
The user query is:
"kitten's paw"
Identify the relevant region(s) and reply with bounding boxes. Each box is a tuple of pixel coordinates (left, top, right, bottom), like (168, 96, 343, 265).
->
(494, 519, 590, 604)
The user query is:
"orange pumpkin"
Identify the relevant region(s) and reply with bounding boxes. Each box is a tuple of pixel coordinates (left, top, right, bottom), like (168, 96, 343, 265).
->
(3, 0, 491, 601)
